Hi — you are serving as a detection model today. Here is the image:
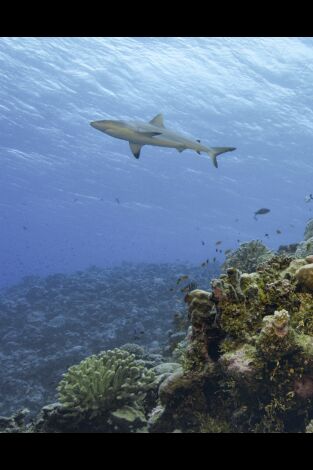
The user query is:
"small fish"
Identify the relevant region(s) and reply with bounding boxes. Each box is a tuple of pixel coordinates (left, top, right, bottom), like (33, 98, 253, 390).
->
(215, 241, 222, 245)
(176, 275, 189, 285)
(276, 229, 282, 234)
(73, 198, 79, 202)
(237, 239, 241, 243)
(215, 248, 218, 252)
(201, 240, 205, 246)
(213, 257, 216, 263)
(201, 260, 209, 267)
(115, 198, 120, 204)
(219, 249, 222, 253)
(23, 225, 28, 231)
(254, 208, 270, 220)
(265, 233, 269, 237)
(169, 287, 174, 291)
(180, 282, 197, 293)
(224, 249, 231, 255)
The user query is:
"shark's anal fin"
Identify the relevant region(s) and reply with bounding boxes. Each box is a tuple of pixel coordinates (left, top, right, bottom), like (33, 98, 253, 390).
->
(149, 113, 165, 128)
(129, 142, 142, 159)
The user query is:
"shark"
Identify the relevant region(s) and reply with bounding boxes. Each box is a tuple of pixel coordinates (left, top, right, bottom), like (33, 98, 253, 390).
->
(90, 113, 236, 168)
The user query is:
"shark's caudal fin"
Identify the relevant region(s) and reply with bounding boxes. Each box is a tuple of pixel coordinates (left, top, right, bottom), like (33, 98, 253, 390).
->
(207, 147, 236, 168)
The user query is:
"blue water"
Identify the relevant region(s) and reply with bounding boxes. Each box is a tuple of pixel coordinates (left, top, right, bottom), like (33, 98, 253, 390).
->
(1, 37, 313, 289)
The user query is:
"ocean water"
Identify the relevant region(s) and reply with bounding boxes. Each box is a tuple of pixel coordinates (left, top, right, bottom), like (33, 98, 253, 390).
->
(1, 37, 313, 425)
(1, 37, 313, 289)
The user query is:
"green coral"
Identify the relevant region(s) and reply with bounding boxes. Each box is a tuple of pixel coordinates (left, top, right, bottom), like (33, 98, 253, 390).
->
(57, 348, 155, 419)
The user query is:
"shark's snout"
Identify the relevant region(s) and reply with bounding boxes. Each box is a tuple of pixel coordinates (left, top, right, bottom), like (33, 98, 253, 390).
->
(90, 120, 103, 130)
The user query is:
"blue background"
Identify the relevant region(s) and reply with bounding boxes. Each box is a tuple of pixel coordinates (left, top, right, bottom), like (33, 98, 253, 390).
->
(0, 37, 312, 288)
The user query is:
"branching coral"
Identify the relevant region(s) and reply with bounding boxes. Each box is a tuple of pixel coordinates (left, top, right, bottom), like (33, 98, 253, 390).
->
(57, 348, 155, 419)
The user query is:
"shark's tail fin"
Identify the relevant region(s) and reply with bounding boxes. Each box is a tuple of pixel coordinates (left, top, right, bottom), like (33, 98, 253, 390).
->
(207, 147, 236, 168)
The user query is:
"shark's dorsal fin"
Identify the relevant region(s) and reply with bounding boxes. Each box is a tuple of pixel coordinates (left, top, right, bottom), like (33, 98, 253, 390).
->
(197, 139, 201, 143)
(129, 142, 142, 159)
(149, 113, 165, 128)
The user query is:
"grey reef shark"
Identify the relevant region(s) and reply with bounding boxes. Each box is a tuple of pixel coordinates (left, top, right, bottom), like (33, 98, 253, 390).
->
(90, 113, 236, 168)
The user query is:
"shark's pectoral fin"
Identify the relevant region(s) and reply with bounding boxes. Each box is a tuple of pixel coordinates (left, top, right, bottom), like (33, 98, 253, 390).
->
(149, 113, 165, 128)
(197, 150, 201, 155)
(129, 142, 142, 159)
(177, 147, 186, 153)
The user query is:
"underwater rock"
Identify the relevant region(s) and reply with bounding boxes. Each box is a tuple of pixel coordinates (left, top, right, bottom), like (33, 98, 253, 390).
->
(0, 408, 30, 433)
(280, 258, 307, 278)
(152, 362, 181, 376)
(222, 240, 274, 274)
(110, 406, 148, 432)
(295, 263, 313, 293)
(305, 420, 313, 432)
(304, 219, 313, 241)
(218, 344, 262, 385)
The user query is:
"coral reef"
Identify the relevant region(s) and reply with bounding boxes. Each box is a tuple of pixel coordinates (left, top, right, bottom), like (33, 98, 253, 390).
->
(222, 240, 274, 274)
(4, 221, 313, 433)
(149, 254, 313, 433)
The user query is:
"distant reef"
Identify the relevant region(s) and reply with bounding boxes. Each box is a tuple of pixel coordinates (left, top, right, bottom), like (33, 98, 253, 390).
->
(2, 221, 313, 433)
(0, 262, 218, 417)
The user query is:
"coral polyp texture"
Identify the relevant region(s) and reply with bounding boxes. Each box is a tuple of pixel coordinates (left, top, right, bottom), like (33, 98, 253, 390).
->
(149, 255, 313, 433)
